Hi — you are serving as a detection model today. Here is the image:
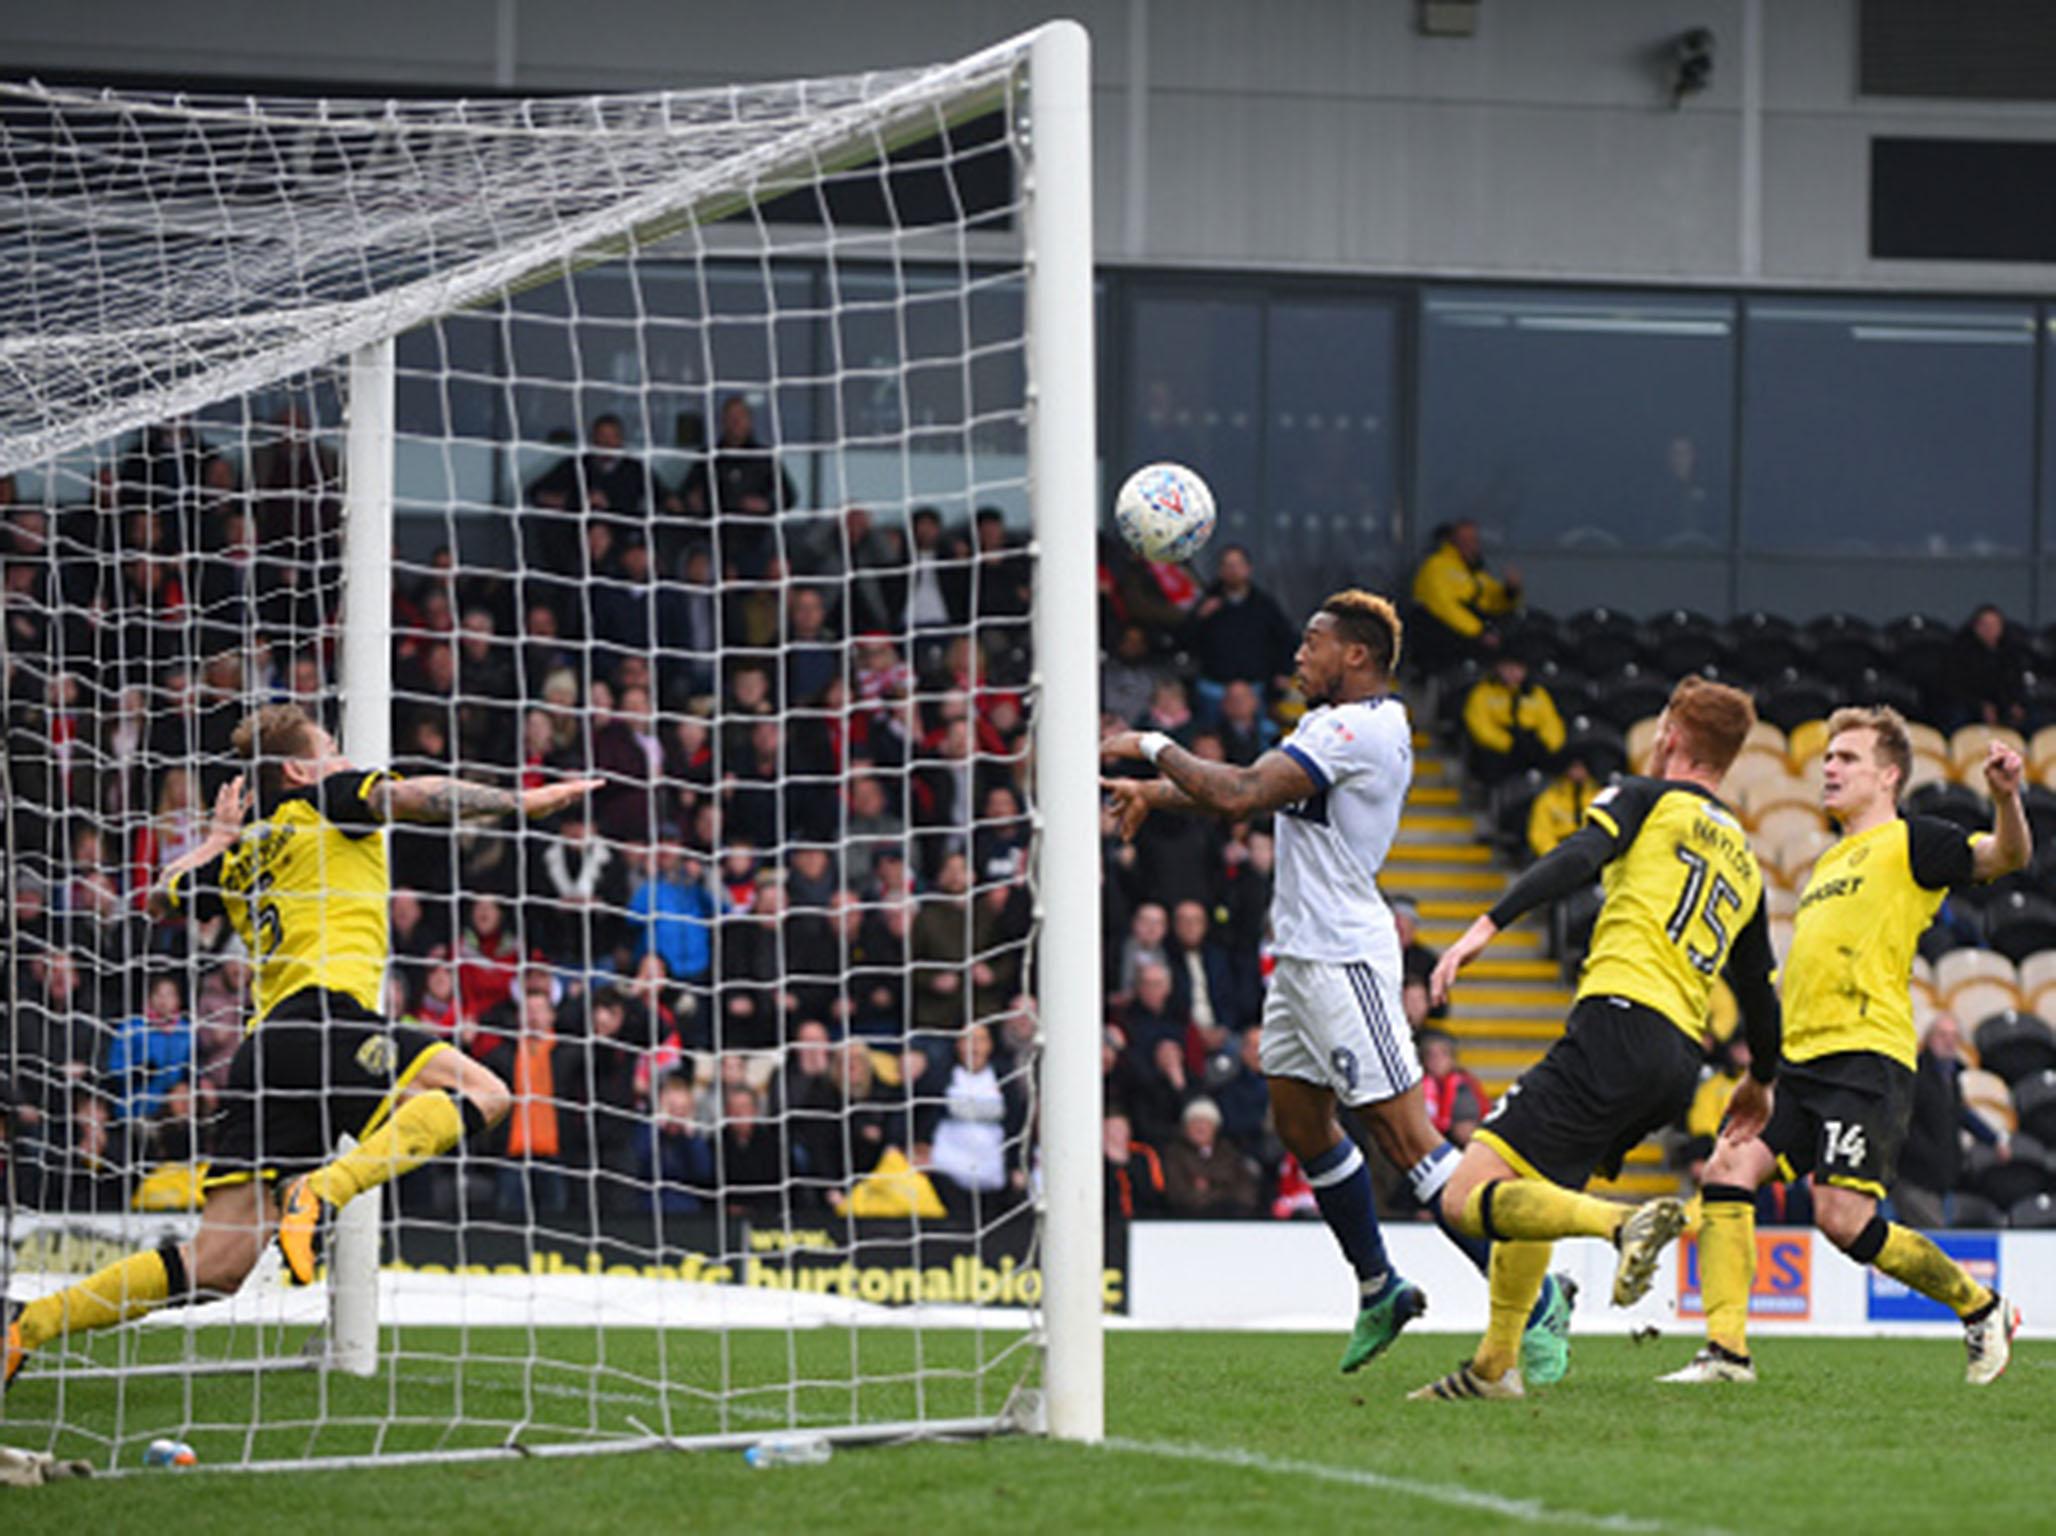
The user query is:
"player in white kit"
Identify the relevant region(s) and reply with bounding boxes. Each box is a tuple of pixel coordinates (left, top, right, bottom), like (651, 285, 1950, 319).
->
(1104, 590, 1574, 1379)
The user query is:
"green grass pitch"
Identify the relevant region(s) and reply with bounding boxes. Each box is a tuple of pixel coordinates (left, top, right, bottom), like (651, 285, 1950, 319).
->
(4, 1329, 2049, 1534)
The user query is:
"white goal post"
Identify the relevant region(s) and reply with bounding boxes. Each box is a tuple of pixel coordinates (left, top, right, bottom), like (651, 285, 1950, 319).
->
(0, 21, 1100, 1470)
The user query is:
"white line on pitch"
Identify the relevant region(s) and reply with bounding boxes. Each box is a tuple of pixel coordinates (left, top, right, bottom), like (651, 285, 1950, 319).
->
(1102, 1437, 1735, 1536)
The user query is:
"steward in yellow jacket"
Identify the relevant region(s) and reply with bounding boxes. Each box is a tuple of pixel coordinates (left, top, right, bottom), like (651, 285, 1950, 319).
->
(1411, 518, 1520, 672)
(1462, 656, 1564, 786)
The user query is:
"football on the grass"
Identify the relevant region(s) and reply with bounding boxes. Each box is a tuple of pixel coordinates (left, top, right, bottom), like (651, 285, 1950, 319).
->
(1115, 461, 1216, 564)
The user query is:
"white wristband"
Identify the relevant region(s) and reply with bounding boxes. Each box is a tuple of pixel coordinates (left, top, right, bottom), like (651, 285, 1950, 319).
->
(1138, 731, 1173, 765)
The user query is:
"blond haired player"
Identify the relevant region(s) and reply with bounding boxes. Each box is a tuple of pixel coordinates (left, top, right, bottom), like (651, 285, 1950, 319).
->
(7, 704, 597, 1387)
(1663, 707, 2025, 1386)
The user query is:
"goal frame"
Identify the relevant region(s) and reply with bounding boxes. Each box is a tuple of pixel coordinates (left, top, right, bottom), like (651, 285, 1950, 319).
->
(0, 19, 1102, 1462)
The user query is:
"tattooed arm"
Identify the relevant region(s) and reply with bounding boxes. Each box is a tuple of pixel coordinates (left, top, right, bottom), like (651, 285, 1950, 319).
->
(367, 775, 603, 826)
(1101, 733, 1316, 822)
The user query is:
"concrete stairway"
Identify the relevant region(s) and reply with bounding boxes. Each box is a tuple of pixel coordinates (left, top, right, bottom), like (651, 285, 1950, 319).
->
(1398, 728, 1678, 1200)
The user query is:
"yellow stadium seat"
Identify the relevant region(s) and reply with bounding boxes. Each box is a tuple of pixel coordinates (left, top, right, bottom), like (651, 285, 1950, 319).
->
(1723, 749, 1794, 805)
(1752, 801, 1828, 848)
(1626, 716, 1662, 774)
(1786, 718, 1830, 770)
(2026, 980, 2056, 1024)
(1935, 947, 2018, 997)
(1907, 750, 1952, 793)
(1949, 724, 2026, 779)
(1738, 779, 1818, 828)
(2016, 949, 2056, 999)
(2030, 724, 2056, 781)
(1906, 721, 1949, 761)
(1944, 977, 2022, 1030)
(1767, 824, 1835, 885)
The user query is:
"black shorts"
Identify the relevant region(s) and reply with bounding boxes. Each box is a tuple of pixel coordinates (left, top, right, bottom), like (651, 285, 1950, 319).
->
(1476, 995, 1704, 1189)
(1762, 1051, 1914, 1200)
(212, 987, 447, 1183)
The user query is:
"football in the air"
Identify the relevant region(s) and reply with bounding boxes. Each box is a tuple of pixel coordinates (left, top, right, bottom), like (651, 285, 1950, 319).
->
(1114, 462, 1216, 564)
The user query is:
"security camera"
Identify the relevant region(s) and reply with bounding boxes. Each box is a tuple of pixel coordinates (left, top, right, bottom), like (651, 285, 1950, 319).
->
(1673, 28, 1715, 106)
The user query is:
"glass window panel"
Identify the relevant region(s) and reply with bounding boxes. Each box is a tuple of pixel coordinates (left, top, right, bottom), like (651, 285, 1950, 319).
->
(824, 266, 1026, 522)
(396, 313, 501, 443)
(1420, 288, 1736, 551)
(2043, 307, 2056, 558)
(1123, 290, 1262, 552)
(1262, 297, 1401, 611)
(506, 262, 816, 505)
(1741, 298, 2035, 556)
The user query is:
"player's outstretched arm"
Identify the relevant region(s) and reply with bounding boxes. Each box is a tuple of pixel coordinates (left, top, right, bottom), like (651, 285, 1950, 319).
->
(1972, 741, 2031, 881)
(369, 775, 604, 825)
(145, 774, 247, 921)
(1100, 732, 1313, 823)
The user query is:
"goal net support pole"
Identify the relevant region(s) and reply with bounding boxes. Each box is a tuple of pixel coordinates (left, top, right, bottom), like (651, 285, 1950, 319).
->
(325, 338, 397, 1380)
(1023, 20, 1104, 1447)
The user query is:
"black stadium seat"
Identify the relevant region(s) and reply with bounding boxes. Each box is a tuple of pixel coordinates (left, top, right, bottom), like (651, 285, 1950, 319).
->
(2023, 672, 2056, 734)
(1757, 669, 1837, 734)
(1503, 611, 1567, 668)
(1730, 611, 1806, 684)
(1984, 891, 2056, 964)
(1949, 1191, 2004, 1228)
(1566, 607, 1642, 676)
(1883, 614, 1955, 715)
(1563, 715, 1628, 780)
(1435, 657, 1484, 740)
(1907, 780, 1991, 835)
(1643, 609, 1728, 677)
(1533, 661, 1599, 723)
(1973, 1010, 2056, 1084)
(1491, 768, 1548, 858)
(1843, 667, 1922, 720)
(1805, 612, 1874, 642)
(1591, 664, 1673, 733)
(2023, 786, 2056, 848)
(2009, 1192, 2056, 1229)
(2014, 1068, 2056, 1145)
(1808, 614, 1885, 687)
(1966, 1134, 2050, 1209)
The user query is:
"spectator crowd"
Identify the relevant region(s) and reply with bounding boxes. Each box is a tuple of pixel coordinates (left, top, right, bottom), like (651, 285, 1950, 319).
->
(3, 410, 2048, 1238)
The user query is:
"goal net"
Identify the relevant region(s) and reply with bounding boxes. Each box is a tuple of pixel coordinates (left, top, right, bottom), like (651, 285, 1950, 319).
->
(0, 23, 1102, 1471)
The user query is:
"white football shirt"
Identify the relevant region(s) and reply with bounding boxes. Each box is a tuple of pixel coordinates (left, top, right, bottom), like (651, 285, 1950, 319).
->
(1270, 695, 1412, 963)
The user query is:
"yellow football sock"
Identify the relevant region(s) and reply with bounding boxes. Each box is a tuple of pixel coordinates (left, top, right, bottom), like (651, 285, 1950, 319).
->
(17, 1248, 173, 1350)
(307, 1091, 465, 1208)
(1699, 1191, 1755, 1358)
(1874, 1224, 1993, 1320)
(1473, 1239, 1553, 1382)
(1460, 1178, 1626, 1242)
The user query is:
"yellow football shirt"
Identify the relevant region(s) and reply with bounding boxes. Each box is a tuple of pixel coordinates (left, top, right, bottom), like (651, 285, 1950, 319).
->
(1576, 778, 1768, 1043)
(169, 769, 395, 1023)
(1781, 816, 1977, 1071)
